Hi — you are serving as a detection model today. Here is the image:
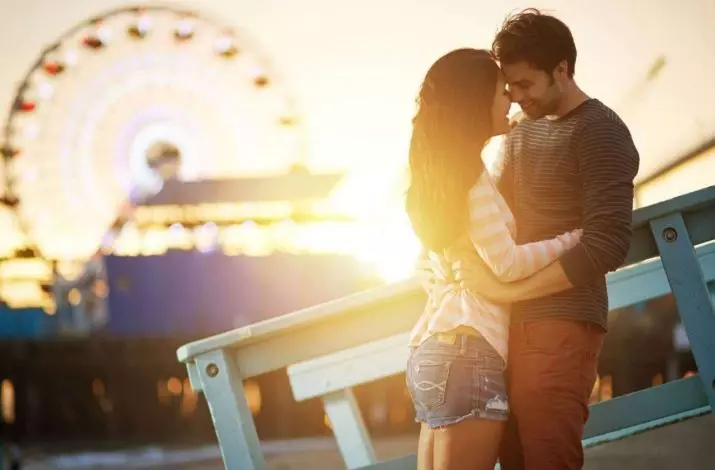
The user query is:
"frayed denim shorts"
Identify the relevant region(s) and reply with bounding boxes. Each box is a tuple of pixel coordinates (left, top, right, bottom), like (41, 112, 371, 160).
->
(406, 331, 509, 429)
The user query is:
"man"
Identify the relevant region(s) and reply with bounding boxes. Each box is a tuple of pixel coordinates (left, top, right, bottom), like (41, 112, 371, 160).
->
(449, 9, 640, 470)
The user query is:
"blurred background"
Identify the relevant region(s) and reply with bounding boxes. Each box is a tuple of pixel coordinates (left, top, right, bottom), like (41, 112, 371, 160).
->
(0, 0, 713, 468)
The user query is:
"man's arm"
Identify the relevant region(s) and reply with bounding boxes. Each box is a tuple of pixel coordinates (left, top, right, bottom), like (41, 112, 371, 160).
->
(499, 261, 572, 301)
(558, 117, 640, 287)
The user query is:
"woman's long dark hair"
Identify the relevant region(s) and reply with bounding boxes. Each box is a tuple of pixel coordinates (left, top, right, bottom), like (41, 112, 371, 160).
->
(406, 48, 499, 254)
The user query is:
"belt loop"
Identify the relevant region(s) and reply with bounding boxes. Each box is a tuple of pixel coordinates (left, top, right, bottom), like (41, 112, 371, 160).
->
(459, 334, 467, 356)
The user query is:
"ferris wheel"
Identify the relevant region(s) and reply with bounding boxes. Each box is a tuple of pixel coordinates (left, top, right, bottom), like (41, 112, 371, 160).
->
(1, 5, 307, 262)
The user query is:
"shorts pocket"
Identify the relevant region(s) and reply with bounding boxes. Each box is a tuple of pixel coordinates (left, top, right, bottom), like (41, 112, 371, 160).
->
(409, 359, 451, 410)
(476, 366, 509, 417)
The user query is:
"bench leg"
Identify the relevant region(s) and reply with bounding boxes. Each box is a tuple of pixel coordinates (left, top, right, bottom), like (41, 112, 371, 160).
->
(323, 388, 377, 468)
(651, 213, 715, 409)
(195, 350, 267, 470)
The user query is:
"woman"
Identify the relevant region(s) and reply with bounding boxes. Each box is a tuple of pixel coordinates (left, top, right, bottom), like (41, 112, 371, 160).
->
(405, 48, 582, 470)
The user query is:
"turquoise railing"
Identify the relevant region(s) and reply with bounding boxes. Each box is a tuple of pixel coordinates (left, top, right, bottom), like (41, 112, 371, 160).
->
(177, 185, 715, 469)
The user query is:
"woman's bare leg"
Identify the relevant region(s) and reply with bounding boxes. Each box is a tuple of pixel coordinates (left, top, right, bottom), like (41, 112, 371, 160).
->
(418, 423, 435, 470)
(432, 419, 505, 470)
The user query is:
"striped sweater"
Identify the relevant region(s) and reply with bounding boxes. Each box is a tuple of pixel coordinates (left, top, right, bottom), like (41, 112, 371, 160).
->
(409, 170, 581, 360)
(498, 99, 640, 327)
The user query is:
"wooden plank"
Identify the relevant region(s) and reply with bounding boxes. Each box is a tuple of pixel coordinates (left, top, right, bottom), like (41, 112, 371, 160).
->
(177, 280, 422, 364)
(651, 214, 715, 407)
(323, 389, 377, 468)
(583, 376, 709, 438)
(194, 350, 267, 470)
(288, 333, 411, 401)
(631, 185, 715, 229)
(186, 360, 203, 392)
(625, 185, 715, 266)
(582, 405, 711, 448)
(607, 241, 715, 310)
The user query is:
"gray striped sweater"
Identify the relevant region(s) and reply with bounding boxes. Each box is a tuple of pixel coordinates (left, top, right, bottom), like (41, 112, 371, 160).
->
(498, 99, 640, 328)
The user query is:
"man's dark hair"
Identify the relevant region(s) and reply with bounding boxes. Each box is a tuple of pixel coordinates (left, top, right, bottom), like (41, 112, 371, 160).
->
(492, 8, 577, 77)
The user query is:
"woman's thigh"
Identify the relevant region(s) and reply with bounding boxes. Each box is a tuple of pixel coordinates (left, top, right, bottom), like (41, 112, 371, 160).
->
(432, 418, 505, 470)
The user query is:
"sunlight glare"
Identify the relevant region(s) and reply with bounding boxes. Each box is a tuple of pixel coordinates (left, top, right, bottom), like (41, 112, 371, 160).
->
(321, 163, 422, 283)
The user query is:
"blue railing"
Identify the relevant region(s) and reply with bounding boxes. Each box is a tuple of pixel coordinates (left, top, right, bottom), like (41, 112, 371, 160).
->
(178, 185, 715, 469)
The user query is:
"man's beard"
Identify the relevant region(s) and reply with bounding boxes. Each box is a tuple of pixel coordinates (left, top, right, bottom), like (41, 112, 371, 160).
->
(522, 97, 560, 119)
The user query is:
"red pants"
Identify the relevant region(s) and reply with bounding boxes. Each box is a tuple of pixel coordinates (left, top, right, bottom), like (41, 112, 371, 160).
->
(499, 319, 605, 470)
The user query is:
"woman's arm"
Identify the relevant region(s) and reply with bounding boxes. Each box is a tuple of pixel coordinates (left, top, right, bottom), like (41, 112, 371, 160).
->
(465, 175, 581, 282)
(451, 253, 574, 303)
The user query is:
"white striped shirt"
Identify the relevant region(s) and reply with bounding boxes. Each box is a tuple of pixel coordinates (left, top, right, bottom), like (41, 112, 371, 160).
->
(409, 170, 581, 360)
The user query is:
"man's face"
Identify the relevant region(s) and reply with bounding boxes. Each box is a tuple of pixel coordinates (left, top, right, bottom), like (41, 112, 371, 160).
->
(501, 61, 563, 119)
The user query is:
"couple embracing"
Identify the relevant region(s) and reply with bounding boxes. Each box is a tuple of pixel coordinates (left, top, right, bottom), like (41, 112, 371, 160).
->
(404, 9, 640, 470)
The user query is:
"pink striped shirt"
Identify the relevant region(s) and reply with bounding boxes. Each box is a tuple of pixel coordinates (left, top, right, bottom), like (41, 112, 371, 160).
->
(409, 171, 582, 360)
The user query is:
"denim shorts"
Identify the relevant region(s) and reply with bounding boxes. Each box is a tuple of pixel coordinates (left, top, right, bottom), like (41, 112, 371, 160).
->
(406, 332, 509, 429)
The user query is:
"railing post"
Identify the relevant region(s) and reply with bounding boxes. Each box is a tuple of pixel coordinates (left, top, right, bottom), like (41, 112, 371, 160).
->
(194, 350, 267, 470)
(322, 388, 377, 468)
(650, 212, 715, 408)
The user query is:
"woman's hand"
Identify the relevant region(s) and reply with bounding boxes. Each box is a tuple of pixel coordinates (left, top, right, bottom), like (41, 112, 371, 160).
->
(445, 246, 521, 303)
(509, 111, 526, 130)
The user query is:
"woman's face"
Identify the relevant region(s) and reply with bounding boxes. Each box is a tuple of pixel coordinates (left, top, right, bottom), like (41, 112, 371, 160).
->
(490, 73, 512, 136)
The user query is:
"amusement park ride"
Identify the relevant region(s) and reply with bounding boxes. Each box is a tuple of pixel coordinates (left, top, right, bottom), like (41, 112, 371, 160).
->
(0, 5, 382, 325)
(0, 5, 402, 446)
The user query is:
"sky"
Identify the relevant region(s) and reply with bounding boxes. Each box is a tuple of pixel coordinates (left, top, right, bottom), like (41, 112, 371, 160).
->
(1, 0, 714, 179)
(0, 0, 713, 271)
